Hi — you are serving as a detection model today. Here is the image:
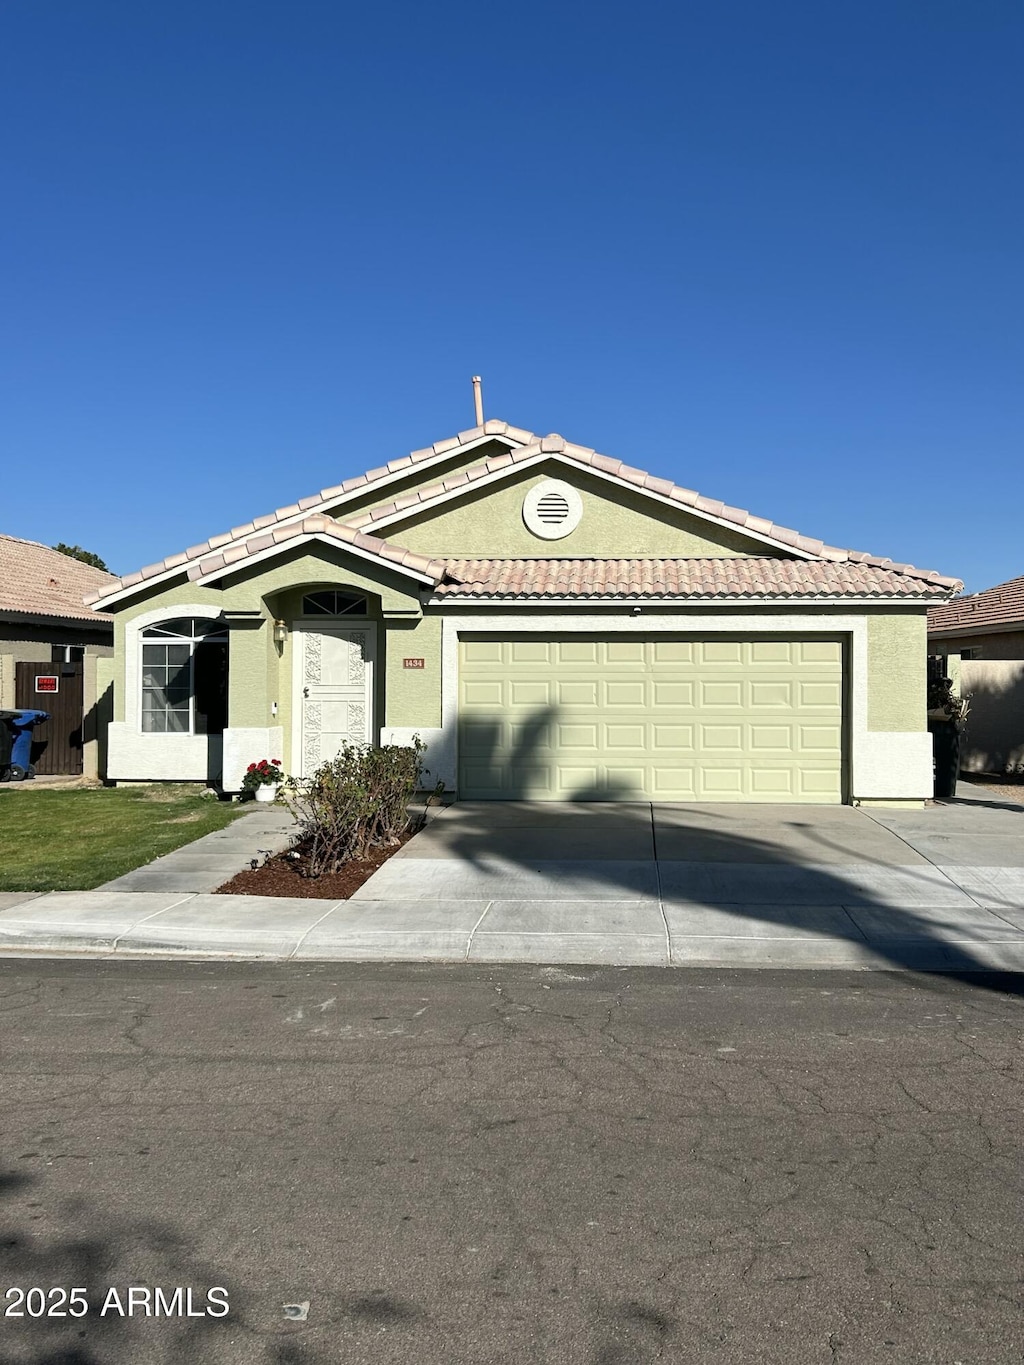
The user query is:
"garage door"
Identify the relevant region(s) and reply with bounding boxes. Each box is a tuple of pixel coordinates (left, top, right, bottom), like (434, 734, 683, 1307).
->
(458, 635, 844, 802)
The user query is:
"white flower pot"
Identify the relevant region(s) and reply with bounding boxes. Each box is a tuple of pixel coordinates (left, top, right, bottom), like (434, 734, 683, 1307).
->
(254, 785, 278, 803)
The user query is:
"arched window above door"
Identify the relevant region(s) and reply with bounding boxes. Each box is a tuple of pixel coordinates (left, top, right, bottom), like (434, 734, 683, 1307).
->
(301, 590, 368, 616)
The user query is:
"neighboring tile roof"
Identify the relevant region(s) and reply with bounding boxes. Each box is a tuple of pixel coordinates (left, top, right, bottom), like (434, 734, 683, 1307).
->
(349, 436, 963, 590)
(927, 573, 1024, 634)
(185, 516, 451, 586)
(434, 558, 957, 600)
(86, 421, 535, 605)
(0, 535, 116, 622)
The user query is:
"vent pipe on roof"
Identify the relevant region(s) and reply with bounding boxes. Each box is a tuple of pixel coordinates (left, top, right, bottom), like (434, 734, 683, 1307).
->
(472, 375, 484, 426)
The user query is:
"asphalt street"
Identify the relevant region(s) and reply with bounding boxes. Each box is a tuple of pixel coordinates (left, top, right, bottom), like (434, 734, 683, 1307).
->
(0, 961, 1021, 1365)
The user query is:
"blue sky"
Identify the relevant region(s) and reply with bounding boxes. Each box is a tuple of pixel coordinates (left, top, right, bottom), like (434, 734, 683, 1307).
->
(3, 1, 1022, 592)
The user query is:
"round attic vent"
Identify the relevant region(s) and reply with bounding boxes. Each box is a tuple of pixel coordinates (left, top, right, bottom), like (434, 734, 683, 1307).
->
(523, 479, 583, 540)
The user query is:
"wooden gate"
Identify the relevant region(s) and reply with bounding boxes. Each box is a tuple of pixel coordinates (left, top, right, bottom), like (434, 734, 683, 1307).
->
(14, 662, 85, 774)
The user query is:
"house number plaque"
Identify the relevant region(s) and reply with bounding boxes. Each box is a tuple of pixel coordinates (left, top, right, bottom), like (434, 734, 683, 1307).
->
(403, 658, 425, 670)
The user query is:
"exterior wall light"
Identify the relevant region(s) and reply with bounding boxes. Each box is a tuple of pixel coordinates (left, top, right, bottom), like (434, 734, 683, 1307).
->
(273, 619, 288, 647)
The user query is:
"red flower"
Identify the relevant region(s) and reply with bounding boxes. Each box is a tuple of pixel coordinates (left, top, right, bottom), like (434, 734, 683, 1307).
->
(272, 759, 282, 765)
(247, 763, 256, 772)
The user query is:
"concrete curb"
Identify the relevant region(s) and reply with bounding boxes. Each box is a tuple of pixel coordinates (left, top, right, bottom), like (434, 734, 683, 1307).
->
(1, 889, 1023, 970)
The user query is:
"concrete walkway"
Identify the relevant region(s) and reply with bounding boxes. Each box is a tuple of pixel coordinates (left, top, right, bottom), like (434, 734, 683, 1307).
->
(0, 783, 1022, 968)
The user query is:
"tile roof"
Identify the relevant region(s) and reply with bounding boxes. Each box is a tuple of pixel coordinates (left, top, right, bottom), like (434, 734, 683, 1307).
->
(349, 436, 963, 590)
(434, 558, 957, 601)
(85, 419, 963, 608)
(86, 421, 535, 605)
(927, 573, 1024, 634)
(185, 516, 451, 586)
(0, 535, 116, 621)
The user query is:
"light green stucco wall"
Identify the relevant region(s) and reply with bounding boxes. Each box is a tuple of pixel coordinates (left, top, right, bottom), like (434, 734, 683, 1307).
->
(384, 613, 442, 727)
(386, 464, 781, 559)
(867, 614, 927, 732)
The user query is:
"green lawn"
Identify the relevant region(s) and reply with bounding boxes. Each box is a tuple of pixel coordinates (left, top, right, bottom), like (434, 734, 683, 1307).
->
(0, 785, 251, 892)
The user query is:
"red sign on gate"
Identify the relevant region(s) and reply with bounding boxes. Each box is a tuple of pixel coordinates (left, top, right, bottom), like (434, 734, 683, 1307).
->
(34, 675, 59, 694)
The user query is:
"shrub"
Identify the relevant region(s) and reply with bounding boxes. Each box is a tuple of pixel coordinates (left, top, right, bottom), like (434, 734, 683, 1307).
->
(284, 738, 425, 876)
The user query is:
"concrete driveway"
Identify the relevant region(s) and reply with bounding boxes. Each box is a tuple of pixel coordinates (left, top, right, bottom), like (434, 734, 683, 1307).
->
(348, 788, 1024, 968)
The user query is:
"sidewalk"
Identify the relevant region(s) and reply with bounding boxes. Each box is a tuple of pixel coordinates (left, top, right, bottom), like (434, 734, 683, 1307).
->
(0, 786, 1022, 969)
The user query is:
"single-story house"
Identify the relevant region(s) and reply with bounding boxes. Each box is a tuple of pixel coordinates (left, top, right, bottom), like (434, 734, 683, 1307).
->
(928, 574, 1024, 775)
(0, 534, 116, 778)
(87, 416, 962, 805)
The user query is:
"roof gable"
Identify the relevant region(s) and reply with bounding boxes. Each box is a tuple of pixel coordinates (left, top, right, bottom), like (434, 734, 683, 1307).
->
(88, 421, 537, 609)
(89, 418, 963, 611)
(359, 458, 777, 560)
(346, 436, 961, 587)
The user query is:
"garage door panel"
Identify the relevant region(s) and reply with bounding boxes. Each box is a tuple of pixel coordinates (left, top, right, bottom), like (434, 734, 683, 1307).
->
(700, 768, 745, 795)
(556, 764, 599, 792)
(799, 640, 842, 664)
(750, 725, 793, 752)
(799, 725, 842, 751)
(750, 640, 793, 664)
(605, 640, 644, 664)
(605, 681, 646, 707)
(558, 723, 599, 749)
(605, 723, 645, 749)
(558, 680, 598, 706)
(459, 634, 844, 802)
(700, 641, 743, 665)
(653, 766, 697, 796)
(800, 769, 842, 797)
(701, 680, 744, 708)
(750, 768, 796, 795)
(799, 681, 842, 707)
(654, 724, 694, 750)
(701, 724, 744, 752)
(653, 641, 694, 664)
(510, 680, 551, 706)
(557, 640, 598, 665)
(462, 679, 505, 708)
(750, 681, 793, 707)
(654, 681, 694, 707)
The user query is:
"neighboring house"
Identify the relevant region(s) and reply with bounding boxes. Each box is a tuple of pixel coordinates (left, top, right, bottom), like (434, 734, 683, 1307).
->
(928, 574, 1024, 775)
(0, 535, 116, 778)
(87, 417, 962, 805)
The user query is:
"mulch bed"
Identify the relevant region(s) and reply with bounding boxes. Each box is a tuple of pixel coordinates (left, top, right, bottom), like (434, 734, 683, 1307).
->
(215, 831, 415, 899)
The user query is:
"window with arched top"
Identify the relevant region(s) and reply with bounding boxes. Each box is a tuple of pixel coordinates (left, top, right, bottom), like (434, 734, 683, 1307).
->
(140, 618, 228, 735)
(301, 590, 368, 616)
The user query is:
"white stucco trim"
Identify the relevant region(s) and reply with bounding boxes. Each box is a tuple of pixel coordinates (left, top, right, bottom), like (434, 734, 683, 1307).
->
(107, 725, 217, 782)
(364, 451, 820, 558)
(223, 727, 284, 793)
(380, 726, 447, 789)
(435, 612, 931, 801)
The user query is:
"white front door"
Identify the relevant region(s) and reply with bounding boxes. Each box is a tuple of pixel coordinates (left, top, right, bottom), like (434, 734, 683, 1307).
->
(296, 627, 375, 778)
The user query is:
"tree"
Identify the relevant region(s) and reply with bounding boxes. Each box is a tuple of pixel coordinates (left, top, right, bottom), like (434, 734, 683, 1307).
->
(52, 543, 110, 572)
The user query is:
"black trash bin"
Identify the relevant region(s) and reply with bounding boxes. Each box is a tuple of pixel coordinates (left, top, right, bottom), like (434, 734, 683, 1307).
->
(931, 720, 961, 800)
(0, 710, 18, 782)
(8, 710, 49, 781)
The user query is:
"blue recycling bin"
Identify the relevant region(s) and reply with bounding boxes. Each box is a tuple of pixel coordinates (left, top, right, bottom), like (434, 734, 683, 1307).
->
(8, 710, 49, 781)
